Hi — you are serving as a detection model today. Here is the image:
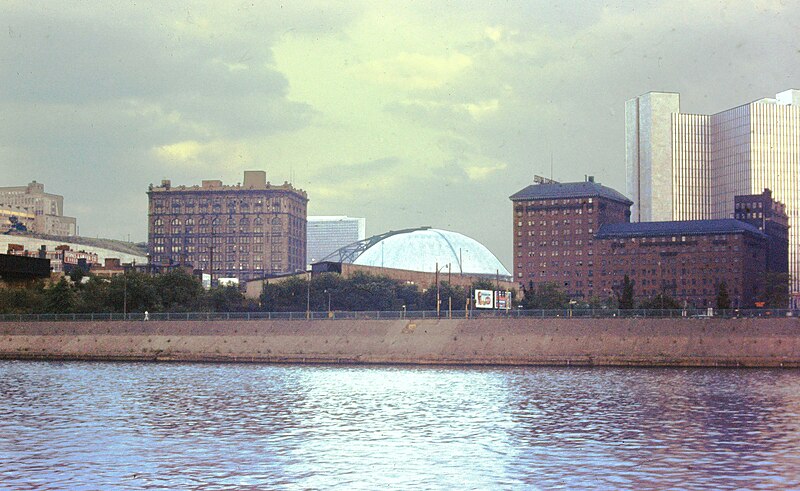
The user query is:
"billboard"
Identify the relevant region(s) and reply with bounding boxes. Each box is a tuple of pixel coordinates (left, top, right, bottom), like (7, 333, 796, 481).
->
(475, 289, 494, 309)
(475, 289, 513, 310)
(495, 290, 512, 310)
(218, 277, 239, 287)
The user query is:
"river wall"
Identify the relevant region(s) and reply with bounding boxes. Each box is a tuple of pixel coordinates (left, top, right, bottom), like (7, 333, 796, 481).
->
(1, 317, 799, 367)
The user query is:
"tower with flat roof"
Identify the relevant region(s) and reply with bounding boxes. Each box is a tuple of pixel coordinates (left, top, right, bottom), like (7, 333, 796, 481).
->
(626, 89, 800, 304)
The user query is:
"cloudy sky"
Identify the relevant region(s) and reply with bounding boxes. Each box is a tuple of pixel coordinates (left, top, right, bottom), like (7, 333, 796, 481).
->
(3, 1, 799, 267)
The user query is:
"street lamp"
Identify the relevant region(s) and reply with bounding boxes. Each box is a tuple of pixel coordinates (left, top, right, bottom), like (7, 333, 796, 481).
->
(402, 304, 407, 319)
(324, 288, 331, 313)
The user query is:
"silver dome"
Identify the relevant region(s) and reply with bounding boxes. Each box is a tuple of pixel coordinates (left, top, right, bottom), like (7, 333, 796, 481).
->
(352, 228, 510, 278)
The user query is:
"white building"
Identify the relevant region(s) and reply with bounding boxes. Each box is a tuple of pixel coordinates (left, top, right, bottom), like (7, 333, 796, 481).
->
(0, 181, 77, 236)
(307, 216, 366, 265)
(626, 89, 800, 299)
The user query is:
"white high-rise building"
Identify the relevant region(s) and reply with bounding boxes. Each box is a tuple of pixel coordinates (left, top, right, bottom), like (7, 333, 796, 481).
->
(306, 216, 366, 265)
(626, 89, 800, 299)
(0, 181, 77, 236)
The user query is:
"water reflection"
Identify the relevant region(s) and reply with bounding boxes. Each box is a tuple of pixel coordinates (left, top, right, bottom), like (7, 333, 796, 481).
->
(0, 362, 798, 490)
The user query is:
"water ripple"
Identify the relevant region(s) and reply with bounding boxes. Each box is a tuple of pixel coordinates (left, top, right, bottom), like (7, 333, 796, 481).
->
(1, 362, 799, 489)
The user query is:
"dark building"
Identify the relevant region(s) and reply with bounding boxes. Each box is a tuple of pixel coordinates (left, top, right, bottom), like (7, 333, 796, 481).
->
(511, 178, 785, 308)
(510, 178, 633, 299)
(734, 189, 789, 275)
(596, 220, 767, 308)
(147, 171, 308, 284)
(0, 253, 50, 284)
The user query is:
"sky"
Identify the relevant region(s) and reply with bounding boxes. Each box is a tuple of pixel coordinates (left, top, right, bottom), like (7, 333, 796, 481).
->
(3, 1, 800, 268)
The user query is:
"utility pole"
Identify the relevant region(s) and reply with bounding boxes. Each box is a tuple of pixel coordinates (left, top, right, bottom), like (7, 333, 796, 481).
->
(448, 263, 452, 319)
(306, 271, 311, 319)
(435, 261, 440, 318)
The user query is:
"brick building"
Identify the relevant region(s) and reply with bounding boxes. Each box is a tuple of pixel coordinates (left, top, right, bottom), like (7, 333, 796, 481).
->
(734, 189, 789, 276)
(147, 171, 308, 284)
(596, 220, 767, 308)
(511, 179, 786, 308)
(510, 178, 633, 299)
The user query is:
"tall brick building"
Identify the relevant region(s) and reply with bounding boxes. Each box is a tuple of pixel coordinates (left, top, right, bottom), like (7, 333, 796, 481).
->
(511, 179, 787, 308)
(147, 171, 307, 283)
(510, 179, 633, 299)
(734, 189, 789, 276)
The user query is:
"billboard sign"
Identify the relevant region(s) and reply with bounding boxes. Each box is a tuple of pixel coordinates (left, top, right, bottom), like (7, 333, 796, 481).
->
(218, 277, 239, 287)
(495, 290, 512, 310)
(475, 289, 494, 309)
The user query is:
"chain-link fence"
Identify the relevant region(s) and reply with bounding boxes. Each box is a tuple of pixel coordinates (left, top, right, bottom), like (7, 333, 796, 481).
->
(0, 308, 795, 322)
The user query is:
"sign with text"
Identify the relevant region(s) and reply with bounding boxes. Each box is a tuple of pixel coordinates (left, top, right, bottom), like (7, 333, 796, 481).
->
(475, 289, 494, 309)
(495, 290, 512, 310)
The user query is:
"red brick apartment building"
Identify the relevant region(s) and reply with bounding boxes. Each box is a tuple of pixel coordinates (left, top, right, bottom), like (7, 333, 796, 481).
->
(511, 179, 787, 308)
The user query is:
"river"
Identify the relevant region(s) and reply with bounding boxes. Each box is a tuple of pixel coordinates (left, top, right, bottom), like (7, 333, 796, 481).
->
(1, 361, 798, 490)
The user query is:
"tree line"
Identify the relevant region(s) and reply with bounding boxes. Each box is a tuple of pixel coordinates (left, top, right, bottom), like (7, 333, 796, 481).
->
(0, 269, 506, 315)
(1, 269, 788, 315)
(520, 272, 790, 310)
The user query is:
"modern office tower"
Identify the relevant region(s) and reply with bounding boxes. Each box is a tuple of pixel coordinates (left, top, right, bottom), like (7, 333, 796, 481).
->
(147, 171, 308, 283)
(626, 89, 800, 301)
(306, 216, 366, 265)
(0, 181, 77, 236)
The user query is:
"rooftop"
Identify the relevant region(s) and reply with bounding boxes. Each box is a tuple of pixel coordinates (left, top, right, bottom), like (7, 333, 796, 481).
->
(596, 219, 767, 239)
(510, 181, 633, 205)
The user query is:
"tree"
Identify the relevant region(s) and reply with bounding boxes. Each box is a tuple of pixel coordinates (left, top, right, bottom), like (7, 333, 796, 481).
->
(521, 282, 569, 309)
(716, 281, 731, 310)
(0, 282, 46, 314)
(68, 266, 87, 286)
(639, 292, 682, 310)
(45, 278, 77, 313)
(108, 271, 160, 313)
(206, 285, 247, 312)
(155, 269, 205, 312)
(762, 272, 790, 308)
(618, 275, 635, 309)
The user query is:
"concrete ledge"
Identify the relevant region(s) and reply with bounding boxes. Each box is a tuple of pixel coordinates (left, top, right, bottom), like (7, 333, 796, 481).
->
(2, 317, 799, 367)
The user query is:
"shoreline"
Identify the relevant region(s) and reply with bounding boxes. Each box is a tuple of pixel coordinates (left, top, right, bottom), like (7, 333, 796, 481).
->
(2, 317, 799, 368)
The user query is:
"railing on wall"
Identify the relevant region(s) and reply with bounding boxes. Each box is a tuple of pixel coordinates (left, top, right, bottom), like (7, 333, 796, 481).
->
(0, 308, 795, 322)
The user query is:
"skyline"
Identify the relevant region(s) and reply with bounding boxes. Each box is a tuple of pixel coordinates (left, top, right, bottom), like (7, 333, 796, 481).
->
(4, 1, 800, 269)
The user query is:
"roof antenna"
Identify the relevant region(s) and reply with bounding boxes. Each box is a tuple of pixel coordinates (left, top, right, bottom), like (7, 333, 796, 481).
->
(550, 152, 553, 181)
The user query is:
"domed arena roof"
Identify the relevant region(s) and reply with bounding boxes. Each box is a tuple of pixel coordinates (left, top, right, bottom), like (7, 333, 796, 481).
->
(349, 227, 511, 278)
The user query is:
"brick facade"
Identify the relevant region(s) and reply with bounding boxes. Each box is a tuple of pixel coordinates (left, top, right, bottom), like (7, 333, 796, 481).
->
(147, 171, 308, 284)
(512, 180, 780, 308)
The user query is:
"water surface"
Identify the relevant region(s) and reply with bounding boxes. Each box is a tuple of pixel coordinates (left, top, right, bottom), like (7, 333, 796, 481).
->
(1, 362, 799, 489)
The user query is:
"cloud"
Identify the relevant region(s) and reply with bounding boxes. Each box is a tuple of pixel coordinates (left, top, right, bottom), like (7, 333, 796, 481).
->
(3, 0, 800, 270)
(353, 52, 473, 89)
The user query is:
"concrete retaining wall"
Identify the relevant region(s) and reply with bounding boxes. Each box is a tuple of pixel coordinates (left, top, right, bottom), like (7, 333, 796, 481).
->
(2, 317, 799, 367)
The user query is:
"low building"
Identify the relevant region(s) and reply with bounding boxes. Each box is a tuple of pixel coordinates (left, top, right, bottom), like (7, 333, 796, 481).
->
(0, 181, 77, 236)
(0, 253, 50, 285)
(596, 220, 767, 308)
